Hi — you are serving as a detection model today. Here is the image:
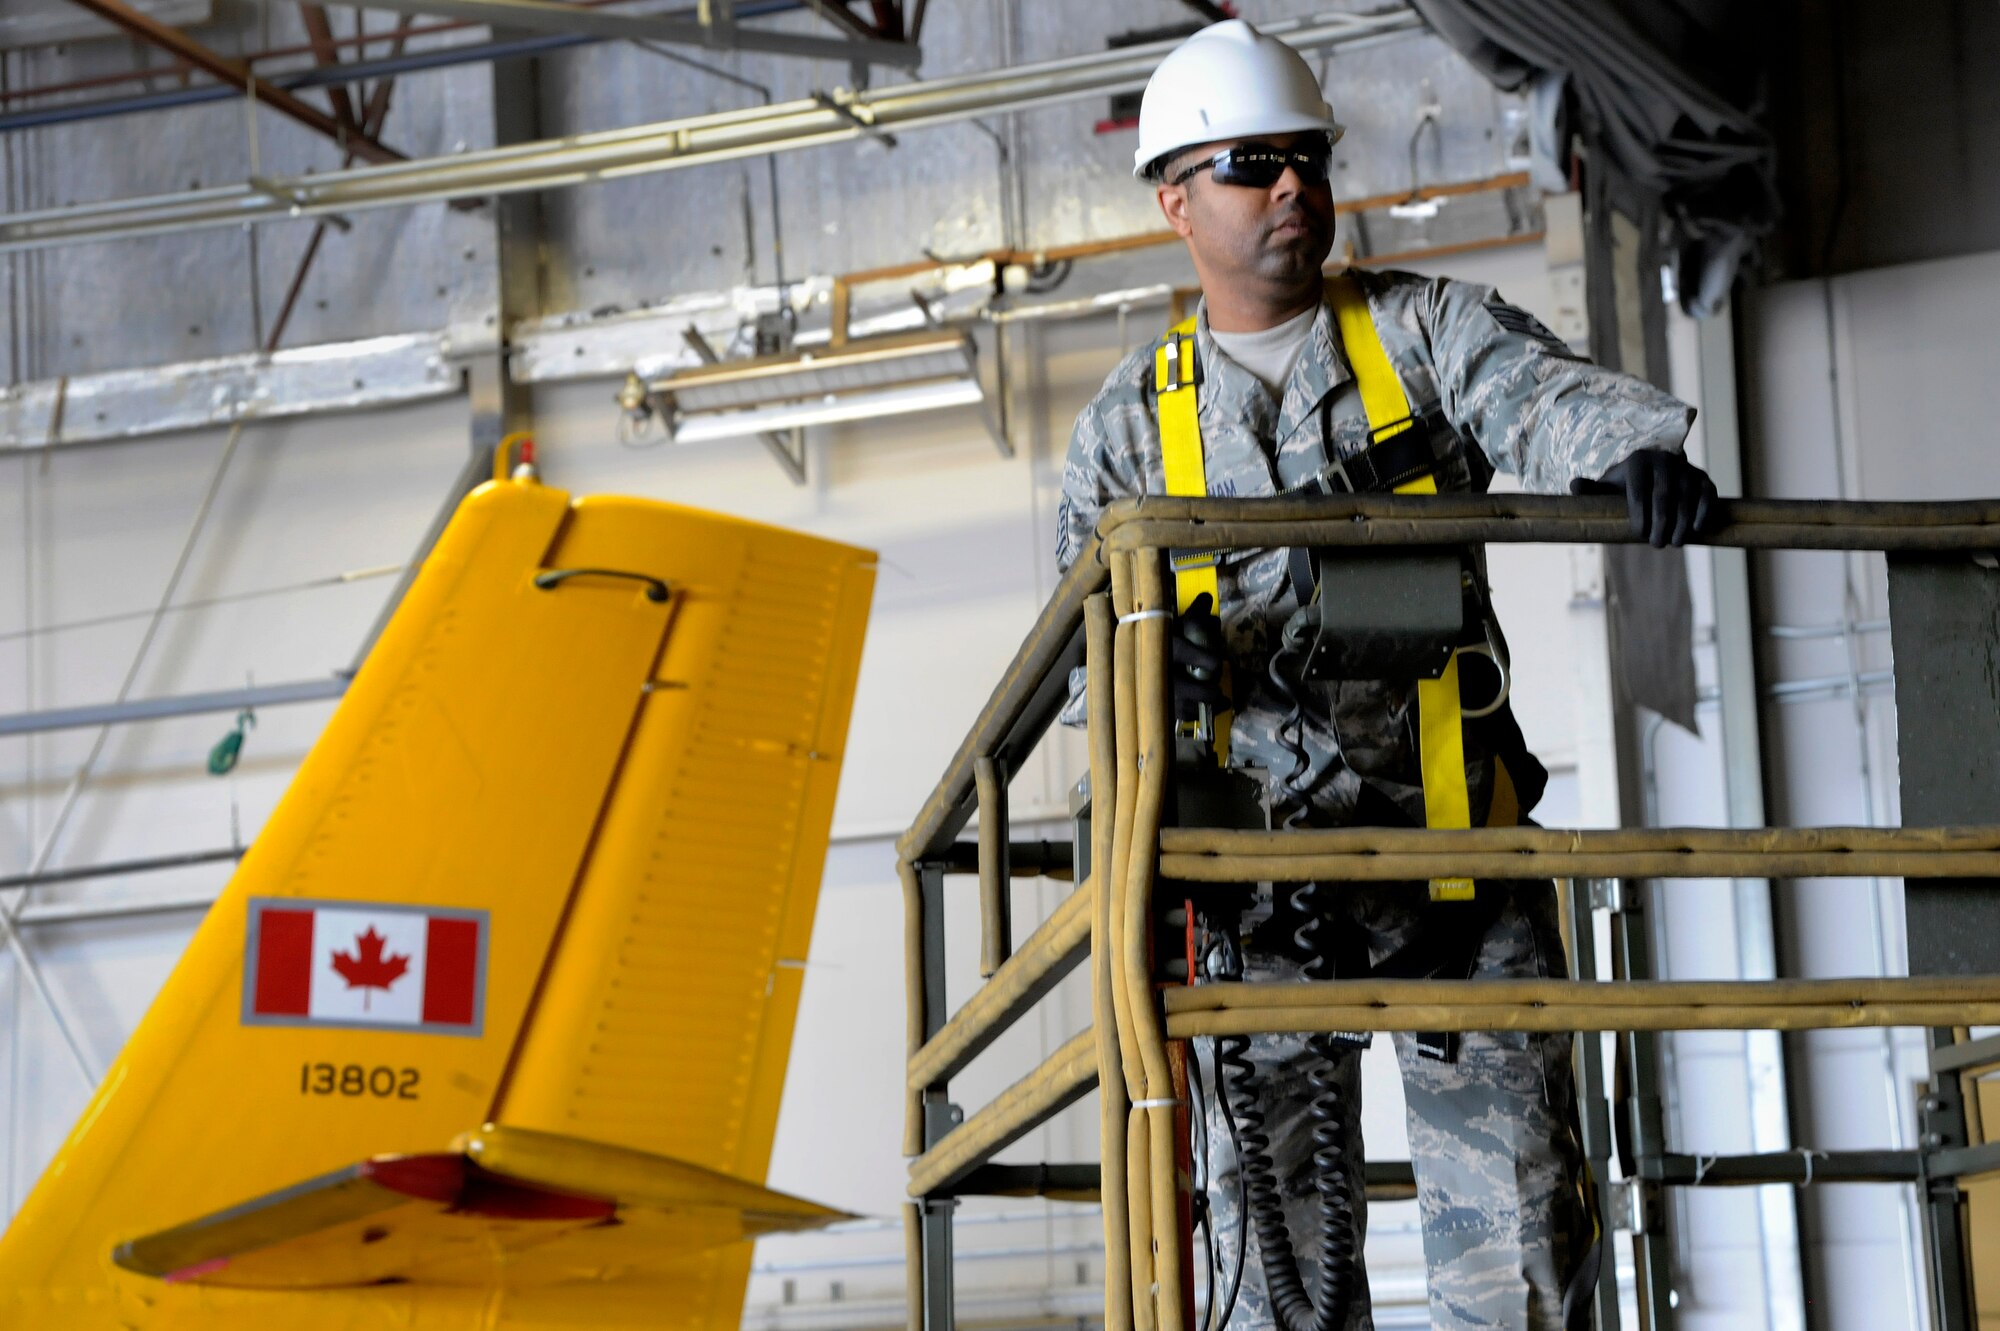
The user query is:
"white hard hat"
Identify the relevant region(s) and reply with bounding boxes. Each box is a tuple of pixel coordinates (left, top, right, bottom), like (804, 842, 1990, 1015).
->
(1133, 20, 1345, 179)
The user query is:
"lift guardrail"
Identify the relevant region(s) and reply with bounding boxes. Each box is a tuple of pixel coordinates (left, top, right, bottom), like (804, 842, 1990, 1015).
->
(898, 493, 2000, 1331)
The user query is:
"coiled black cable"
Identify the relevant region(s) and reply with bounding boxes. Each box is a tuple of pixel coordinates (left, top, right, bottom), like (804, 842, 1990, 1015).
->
(1293, 883, 1359, 1331)
(1216, 1032, 1315, 1331)
(1207, 610, 1362, 1331)
(1266, 612, 1320, 829)
(1212, 880, 1360, 1331)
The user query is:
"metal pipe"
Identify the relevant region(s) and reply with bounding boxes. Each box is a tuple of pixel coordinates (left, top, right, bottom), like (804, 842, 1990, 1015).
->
(899, 858, 927, 1160)
(0, 676, 348, 737)
(0, 9, 1423, 254)
(930, 838, 1072, 878)
(1768, 618, 1890, 640)
(1767, 668, 1893, 700)
(903, 1203, 922, 1331)
(0, 847, 243, 892)
(1641, 1150, 1921, 1186)
(17, 894, 218, 925)
(945, 1163, 1103, 1202)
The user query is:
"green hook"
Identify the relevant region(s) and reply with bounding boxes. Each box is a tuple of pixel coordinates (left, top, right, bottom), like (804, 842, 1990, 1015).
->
(208, 708, 256, 776)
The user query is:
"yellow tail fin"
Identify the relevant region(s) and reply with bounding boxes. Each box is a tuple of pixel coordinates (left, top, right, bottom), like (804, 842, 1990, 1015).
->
(0, 479, 873, 1330)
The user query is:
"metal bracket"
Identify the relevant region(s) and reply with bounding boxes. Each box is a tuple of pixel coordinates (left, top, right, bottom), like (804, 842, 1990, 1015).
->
(1606, 1178, 1648, 1233)
(678, 326, 809, 485)
(813, 90, 899, 148)
(246, 175, 351, 230)
(1588, 877, 1633, 914)
(1931, 1030, 2000, 1077)
(924, 1099, 965, 1143)
(697, 0, 733, 45)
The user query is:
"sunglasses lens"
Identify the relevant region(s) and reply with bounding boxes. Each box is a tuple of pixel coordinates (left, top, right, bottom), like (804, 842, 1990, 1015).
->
(1211, 143, 1330, 189)
(1213, 154, 1285, 189)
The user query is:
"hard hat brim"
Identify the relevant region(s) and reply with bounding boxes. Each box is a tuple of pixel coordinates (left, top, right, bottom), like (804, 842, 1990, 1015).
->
(1134, 115, 1346, 179)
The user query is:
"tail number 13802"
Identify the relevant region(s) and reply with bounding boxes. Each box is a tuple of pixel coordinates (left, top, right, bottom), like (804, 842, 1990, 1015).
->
(299, 1063, 420, 1099)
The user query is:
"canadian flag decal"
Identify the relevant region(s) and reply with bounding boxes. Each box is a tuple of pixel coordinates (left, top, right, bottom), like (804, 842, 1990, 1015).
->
(243, 898, 487, 1036)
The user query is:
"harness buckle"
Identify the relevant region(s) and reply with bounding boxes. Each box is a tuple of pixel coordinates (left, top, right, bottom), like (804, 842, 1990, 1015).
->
(1318, 457, 1356, 494)
(1155, 332, 1194, 394)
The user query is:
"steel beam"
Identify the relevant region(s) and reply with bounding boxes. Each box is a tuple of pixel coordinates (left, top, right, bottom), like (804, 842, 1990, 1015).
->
(916, 862, 957, 1331)
(0, 328, 461, 452)
(1639, 1150, 1921, 1186)
(0, 8, 1421, 253)
(0, 2, 816, 135)
(296, 4, 363, 135)
(340, 0, 918, 67)
(801, 0, 891, 43)
(1564, 878, 1624, 1331)
(1608, 879, 1678, 1331)
(62, 0, 405, 163)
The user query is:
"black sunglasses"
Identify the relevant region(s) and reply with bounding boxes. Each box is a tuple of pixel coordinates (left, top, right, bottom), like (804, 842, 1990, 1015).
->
(1168, 135, 1333, 189)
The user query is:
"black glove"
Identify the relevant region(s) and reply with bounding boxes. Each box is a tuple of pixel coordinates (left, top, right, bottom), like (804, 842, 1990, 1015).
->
(1171, 592, 1230, 718)
(1569, 448, 1720, 548)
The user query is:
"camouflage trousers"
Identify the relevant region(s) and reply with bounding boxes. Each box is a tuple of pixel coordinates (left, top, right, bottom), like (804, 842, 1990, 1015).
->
(1195, 879, 1594, 1331)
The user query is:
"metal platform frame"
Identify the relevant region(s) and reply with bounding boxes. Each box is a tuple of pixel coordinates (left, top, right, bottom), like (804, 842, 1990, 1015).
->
(896, 493, 2000, 1331)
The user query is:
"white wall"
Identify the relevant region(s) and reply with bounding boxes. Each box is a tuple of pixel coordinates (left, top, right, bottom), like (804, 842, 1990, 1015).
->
(1731, 247, 2000, 1330)
(0, 239, 1616, 1326)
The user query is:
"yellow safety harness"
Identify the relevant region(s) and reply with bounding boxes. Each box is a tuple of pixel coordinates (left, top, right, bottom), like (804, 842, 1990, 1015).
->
(1327, 274, 1473, 900)
(1154, 272, 1512, 899)
(1155, 322, 1232, 765)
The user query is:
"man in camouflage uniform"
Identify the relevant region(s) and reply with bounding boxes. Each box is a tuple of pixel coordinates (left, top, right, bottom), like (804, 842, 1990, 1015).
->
(1057, 19, 1717, 1331)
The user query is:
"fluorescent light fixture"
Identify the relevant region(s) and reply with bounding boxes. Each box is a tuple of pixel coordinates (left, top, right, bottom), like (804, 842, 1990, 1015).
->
(670, 377, 985, 445)
(650, 328, 1007, 454)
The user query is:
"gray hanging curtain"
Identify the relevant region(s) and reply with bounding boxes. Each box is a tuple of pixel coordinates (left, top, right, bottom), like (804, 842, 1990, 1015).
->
(1409, 0, 1778, 316)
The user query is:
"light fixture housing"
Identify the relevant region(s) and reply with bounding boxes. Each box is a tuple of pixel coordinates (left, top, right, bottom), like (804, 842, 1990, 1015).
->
(647, 328, 1008, 454)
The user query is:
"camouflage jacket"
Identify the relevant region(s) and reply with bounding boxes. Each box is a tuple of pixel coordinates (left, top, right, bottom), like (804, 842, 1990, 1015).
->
(1056, 267, 1694, 824)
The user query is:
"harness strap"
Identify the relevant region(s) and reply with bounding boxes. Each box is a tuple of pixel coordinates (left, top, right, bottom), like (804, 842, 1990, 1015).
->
(1155, 316, 1231, 763)
(1295, 411, 1447, 495)
(1327, 272, 1478, 900)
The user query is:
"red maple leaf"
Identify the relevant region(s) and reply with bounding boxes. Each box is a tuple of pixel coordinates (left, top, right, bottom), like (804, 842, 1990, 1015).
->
(331, 926, 410, 1010)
